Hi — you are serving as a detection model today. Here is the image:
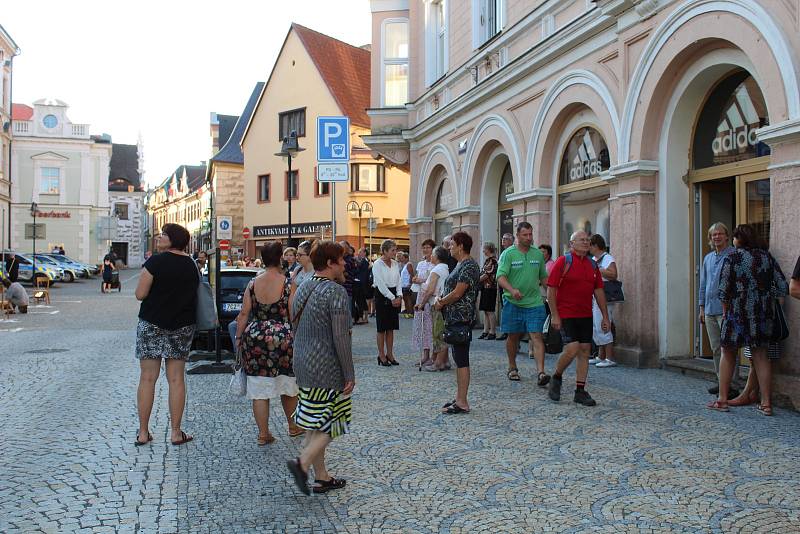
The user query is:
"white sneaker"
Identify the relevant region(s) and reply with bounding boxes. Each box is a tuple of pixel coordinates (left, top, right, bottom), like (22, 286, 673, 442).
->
(589, 357, 600, 365)
(596, 359, 617, 367)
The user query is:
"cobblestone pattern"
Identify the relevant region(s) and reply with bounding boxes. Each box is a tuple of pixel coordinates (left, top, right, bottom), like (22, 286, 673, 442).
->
(1, 277, 799, 533)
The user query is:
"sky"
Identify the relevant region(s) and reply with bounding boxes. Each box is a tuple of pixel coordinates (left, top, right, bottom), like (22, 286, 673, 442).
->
(4, 0, 372, 188)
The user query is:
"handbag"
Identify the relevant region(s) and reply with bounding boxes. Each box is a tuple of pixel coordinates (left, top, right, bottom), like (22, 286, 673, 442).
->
(229, 347, 247, 397)
(195, 260, 219, 331)
(543, 314, 563, 354)
(603, 280, 625, 302)
(443, 322, 471, 345)
(771, 300, 790, 342)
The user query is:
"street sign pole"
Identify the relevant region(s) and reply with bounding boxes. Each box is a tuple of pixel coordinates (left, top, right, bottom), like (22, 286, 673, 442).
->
(317, 116, 350, 245)
(331, 182, 336, 240)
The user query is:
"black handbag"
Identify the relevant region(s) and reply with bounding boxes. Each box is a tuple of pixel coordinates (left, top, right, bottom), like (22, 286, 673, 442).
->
(603, 280, 625, 302)
(771, 300, 789, 342)
(543, 315, 563, 354)
(443, 322, 472, 345)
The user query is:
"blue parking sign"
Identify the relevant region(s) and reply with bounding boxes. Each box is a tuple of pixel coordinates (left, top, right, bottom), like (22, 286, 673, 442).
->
(317, 116, 350, 162)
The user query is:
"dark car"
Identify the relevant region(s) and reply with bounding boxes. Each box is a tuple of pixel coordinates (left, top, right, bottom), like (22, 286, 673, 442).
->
(194, 267, 261, 351)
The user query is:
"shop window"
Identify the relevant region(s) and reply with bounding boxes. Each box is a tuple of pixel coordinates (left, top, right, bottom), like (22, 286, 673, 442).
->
(498, 162, 514, 205)
(558, 185, 611, 255)
(559, 128, 610, 185)
(382, 20, 409, 106)
(258, 174, 270, 202)
(434, 178, 454, 245)
(692, 71, 770, 169)
(114, 203, 129, 220)
(351, 164, 385, 192)
(285, 170, 299, 200)
(40, 167, 60, 194)
(278, 108, 306, 141)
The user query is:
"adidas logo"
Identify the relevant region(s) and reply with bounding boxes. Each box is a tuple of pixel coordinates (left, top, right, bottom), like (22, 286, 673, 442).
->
(569, 130, 604, 181)
(712, 84, 760, 155)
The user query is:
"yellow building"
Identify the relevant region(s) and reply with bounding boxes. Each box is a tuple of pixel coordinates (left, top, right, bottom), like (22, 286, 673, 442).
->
(147, 164, 209, 254)
(241, 24, 409, 256)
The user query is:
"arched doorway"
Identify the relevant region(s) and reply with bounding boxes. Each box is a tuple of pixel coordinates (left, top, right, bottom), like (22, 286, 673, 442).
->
(498, 162, 514, 249)
(433, 178, 454, 244)
(688, 70, 770, 358)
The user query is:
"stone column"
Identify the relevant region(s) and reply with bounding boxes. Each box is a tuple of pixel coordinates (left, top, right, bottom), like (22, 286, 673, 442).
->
(507, 189, 554, 247)
(759, 120, 800, 409)
(408, 218, 432, 263)
(608, 162, 659, 368)
(449, 207, 481, 241)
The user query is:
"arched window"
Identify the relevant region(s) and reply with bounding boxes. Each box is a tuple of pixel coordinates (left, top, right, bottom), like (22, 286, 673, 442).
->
(434, 178, 453, 245)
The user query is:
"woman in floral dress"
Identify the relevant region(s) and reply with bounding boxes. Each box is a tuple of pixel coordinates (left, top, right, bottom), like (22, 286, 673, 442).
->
(236, 241, 304, 445)
(411, 239, 436, 365)
(710, 224, 788, 415)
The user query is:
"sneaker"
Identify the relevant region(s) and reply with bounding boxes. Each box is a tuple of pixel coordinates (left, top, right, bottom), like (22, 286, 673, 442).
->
(548, 375, 562, 401)
(596, 360, 617, 367)
(589, 357, 600, 365)
(573, 389, 597, 406)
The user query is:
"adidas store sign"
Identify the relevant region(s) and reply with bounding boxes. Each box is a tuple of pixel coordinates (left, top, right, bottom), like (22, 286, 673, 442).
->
(570, 159, 604, 181)
(561, 128, 609, 184)
(712, 124, 758, 155)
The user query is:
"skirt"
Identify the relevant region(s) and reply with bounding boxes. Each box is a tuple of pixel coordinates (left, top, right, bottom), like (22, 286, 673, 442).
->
(135, 319, 195, 361)
(246, 375, 299, 400)
(412, 300, 433, 351)
(293, 387, 352, 439)
(479, 287, 497, 312)
(375, 288, 400, 332)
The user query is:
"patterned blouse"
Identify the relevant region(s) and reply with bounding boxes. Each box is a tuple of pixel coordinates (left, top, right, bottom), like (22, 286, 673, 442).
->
(480, 256, 498, 289)
(442, 257, 481, 326)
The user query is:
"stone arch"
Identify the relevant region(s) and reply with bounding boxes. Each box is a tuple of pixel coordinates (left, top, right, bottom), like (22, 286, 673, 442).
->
(622, 0, 799, 161)
(416, 143, 458, 218)
(461, 114, 523, 207)
(525, 70, 620, 191)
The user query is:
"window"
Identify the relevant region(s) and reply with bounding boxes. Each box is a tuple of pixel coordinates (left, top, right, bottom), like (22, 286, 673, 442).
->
(426, 1, 448, 84)
(258, 174, 270, 202)
(383, 20, 409, 106)
(40, 167, 60, 194)
(473, 0, 504, 47)
(285, 170, 299, 200)
(114, 203, 129, 220)
(278, 108, 306, 141)
(351, 164, 385, 192)
(315, 168, 330, 197)
(43, 114, 58, 129)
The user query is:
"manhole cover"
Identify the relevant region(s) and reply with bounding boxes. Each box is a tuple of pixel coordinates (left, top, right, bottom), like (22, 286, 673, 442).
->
(24, 348, 70, 354)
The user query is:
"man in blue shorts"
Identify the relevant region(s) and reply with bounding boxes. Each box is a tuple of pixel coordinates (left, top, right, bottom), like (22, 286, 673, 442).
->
(496, 222, 550, 386)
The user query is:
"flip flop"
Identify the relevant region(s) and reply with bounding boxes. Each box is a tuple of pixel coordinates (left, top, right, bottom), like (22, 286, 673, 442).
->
(756, 404, 773, 416)
(134, 431, 153, 446)
(312, 477, 347, 494)
(443, 404, 470, 414)
(171, 431, 194, 446)
(287, 457, 310, 495)
(442, 399, 457, 409)
(706, 400, 729, 412)
(288, 427, 306, 438)
(257, 433, 276, 446)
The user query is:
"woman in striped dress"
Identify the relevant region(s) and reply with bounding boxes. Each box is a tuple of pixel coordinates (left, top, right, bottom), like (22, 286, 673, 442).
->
(286, 241, 354, 495)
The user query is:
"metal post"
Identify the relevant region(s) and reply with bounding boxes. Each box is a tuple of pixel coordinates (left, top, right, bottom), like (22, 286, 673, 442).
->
(368, 216, 373, 258)
(331, 182, 336, 240)
(32, 209, 36, 279)
(287, 153, 292, 246)
(357, 211, 362, 249)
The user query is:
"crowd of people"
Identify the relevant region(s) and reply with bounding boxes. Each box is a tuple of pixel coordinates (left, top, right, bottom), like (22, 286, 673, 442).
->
(131, 220, 800, 496)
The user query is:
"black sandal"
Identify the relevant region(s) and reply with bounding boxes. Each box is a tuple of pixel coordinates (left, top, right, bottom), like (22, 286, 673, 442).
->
(287, 457, 310, 495)
(442, 399, 457, 409)
(171, 431, 194, 446)
(443, 403, 470, 414)
(134, 431, 153, 446)
(313, 477, 347, 493)
(537, 372, 551, 387)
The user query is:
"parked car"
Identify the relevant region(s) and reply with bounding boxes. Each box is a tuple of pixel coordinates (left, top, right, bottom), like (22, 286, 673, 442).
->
(41, 253, 90, 279)
(35, 254, 80, 282)
(193, 267, 261, 351)
(16, 254, 63, 285)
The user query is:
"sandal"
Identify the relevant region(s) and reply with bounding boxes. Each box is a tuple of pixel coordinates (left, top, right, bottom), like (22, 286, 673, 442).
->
(288, 426, 306, 438)
(443, 403, 470, 414)
(287, 457, 310, 495)
(257, 433, 276, 446)
(756, 404, 773, 416)
(134, 431, 153, 446)
(442, 399, 457, 409)
(171, 430, 194, 445)
(507, 368, 521, 381)
(537, 372, 551, 387)
(312, 476, 347, 493)
(706, 400, 730, 412)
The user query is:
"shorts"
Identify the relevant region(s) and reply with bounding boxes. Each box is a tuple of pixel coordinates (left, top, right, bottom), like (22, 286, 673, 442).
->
(560, 317, 593, 345)
(500, 301, 546, 334)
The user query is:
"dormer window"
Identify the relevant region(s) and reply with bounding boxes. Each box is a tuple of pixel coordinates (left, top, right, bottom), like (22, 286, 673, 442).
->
(43, 114, 58, 129)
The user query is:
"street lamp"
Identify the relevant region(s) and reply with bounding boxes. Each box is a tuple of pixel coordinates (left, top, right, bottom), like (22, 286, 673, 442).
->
(275, 131, 305, 247)
(346, 200, 373, 251)
(30, 202, 38, 281)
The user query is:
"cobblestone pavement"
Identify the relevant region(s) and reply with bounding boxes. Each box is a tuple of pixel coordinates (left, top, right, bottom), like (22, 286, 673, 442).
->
(1, 273, 800, 533)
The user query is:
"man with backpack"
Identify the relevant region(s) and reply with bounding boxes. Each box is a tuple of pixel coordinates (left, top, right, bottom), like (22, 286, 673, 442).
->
(546, 230, 610, 406)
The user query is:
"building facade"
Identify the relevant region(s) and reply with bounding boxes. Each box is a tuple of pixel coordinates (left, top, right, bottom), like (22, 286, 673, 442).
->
(109, 141, 146, 268)
(241, 24, 410, 256)
(10, 99, 112, 265)
(147, 164, 209, 254)
(364, 0, 800, 406)
(0, 24, 20, 252)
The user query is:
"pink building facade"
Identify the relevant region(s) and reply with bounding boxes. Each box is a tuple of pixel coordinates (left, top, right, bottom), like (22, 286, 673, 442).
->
(363, 0, 800, 407)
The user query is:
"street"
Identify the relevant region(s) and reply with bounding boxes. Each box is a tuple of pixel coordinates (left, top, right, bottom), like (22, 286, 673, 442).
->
(1, 273, 799, 533)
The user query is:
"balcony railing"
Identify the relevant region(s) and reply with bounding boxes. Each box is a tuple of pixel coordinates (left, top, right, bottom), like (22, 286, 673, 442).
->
(11, 119, 91, 138)
(13, 120, 30, 135)
(71, 124, 88, 136)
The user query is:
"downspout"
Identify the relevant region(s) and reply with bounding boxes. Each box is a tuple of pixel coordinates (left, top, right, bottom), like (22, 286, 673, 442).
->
(7, 52, 15, 248)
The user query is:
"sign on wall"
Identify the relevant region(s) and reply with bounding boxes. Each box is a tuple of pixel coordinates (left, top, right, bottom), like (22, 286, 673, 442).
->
(253, 221, 332, 238)
(560, 128, 610, 185)
(217, 216, 232, 240)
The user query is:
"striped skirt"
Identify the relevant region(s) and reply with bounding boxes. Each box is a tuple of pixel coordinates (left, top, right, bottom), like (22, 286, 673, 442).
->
(293, 388, 352, 439)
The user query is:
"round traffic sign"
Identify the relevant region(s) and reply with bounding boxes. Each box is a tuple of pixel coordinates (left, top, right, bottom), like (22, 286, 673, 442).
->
(242, 227, 251, 239)
(219, 239, 230, 251)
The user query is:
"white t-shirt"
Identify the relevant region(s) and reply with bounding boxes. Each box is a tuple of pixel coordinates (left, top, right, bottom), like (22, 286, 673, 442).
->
(426, 262, 450, 297)
(595, 253, 616, 282)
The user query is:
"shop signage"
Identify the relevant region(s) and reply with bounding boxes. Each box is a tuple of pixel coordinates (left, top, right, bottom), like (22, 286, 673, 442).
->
(711, 82, 765, 157)
(33, 210, 70, 218)
(253, 221, 331, 238)
(560, 128, 609, 185)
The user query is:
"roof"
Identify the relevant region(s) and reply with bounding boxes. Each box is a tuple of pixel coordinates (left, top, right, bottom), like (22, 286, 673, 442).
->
(217, 114, 238, 150)
(33, 98, 68, 107)
(109, 144, 142, 191)
(0, 24, 20, 52)
(212, 82, 264, 165)
(12, 103, 32, 120)
(292, 24, 371, 127)
(184, 164, 208, 191)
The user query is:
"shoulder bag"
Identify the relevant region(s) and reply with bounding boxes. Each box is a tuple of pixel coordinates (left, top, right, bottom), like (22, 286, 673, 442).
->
(292, 279, 323, 331)
(443, 322, 472, 345)
(194, 259, 219, 331)
(771, 300, 789, 342)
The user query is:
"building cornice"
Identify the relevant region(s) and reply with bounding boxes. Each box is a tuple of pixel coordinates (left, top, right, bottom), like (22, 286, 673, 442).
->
(757, 119, 800, 147)
(370, 0, 408, 13)
(448, 205, 481, 216)
(609, 160, 660, 179)
(506, 188, 555, 202)
(408, 216, 433, 224)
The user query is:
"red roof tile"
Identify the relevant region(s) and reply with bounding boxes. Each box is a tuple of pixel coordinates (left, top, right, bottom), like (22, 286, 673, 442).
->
(292, 24, 371, 128)
(12, 103, 33, 121)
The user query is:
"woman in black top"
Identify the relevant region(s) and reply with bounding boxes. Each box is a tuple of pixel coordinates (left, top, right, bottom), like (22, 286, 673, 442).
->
(134, 223, 199, 447)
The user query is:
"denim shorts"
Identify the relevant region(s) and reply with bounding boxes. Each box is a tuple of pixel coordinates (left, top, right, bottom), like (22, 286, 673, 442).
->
(500, 301, 546, 334)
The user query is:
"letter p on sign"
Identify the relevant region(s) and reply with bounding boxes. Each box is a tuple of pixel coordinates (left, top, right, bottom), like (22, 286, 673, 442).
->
(317, 116, 350, 162)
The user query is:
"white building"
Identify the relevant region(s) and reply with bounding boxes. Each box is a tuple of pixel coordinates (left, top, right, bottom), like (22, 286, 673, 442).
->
(109, 140, 146, 268)
(11, 99, 112, 265)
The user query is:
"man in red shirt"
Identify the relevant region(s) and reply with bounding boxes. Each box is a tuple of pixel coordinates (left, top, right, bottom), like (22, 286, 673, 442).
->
(546, 230, 610, 406)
